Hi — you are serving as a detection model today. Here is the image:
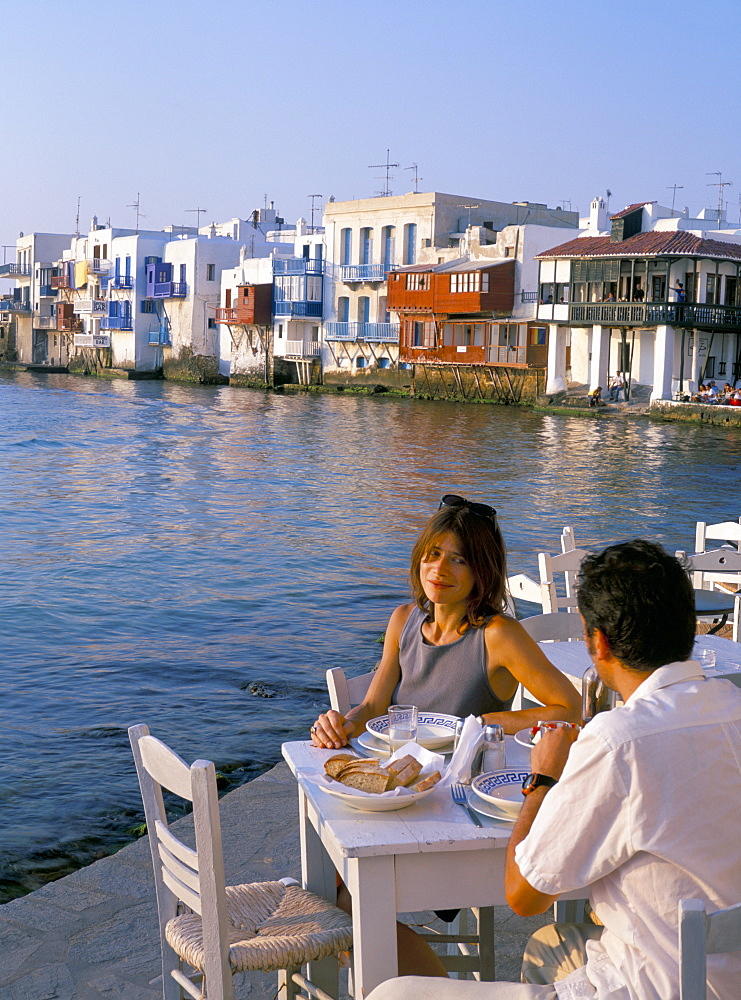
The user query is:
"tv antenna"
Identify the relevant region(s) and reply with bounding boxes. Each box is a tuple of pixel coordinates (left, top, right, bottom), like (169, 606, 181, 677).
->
(75, 195, 81, 237)
(456, 201, 480, 229)
(127, 193, 145, 233)
(308, 194, 323, 229)
(706, 172, 732, 228)
(667, 184, 684, 213)
(560, 199, 572, 211)
(369, 149, 399, 197)
(405, 163, 422, 193)
(186, 206, 208, 231)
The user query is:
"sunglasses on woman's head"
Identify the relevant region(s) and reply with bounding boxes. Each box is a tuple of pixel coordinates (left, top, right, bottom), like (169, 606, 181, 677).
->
(439, 494, 497, 521)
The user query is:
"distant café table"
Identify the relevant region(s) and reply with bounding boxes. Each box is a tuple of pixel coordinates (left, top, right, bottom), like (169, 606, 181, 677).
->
(693, 589, 737, 635)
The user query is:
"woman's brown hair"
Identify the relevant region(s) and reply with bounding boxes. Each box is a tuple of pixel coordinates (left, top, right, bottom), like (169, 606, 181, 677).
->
(409, 504, 508, 629)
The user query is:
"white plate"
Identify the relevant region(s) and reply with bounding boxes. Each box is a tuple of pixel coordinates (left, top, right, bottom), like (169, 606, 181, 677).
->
(514, 727, 538, 748)
(471, 769, 530, 818)
(366, 712, 458, 750)
(315, 776, 438, 812)
(355, 731, 454, 758)
(465, 789, 517, 823)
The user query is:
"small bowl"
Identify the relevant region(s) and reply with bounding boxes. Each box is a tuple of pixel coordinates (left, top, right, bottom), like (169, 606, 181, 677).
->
(470, 769, 530, 818)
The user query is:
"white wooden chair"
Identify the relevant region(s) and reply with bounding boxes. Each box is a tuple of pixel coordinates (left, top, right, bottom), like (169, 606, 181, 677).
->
(519, 612, 584, 643)
(537, 548, 588, 613)
(324, 669, 494, 981)
(129, 724, 352, 1000)
(676, 547, 741, 636)
(695, 518, 741, 554)
(560, 525, 577, 553)
(506, 573, 544, 612)
(679, 898, 741, 999)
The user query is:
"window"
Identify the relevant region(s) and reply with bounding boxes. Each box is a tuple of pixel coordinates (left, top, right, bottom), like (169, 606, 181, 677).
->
(207, 317, 216, 329)
(540, 283, 555, 304)
(403, 223, 417, 265)
(529, 326, 547, 346)
(179, 263, 186, 284)
(338, 296, 349, 322)
(358, 296, 370, 323)
(356, 356, 366, 368)
(277, 323, 284, 339)
(405, 274, 427, 290)
(340, 228, 352, 266)
(306, 276, 322, 301)
(360, 228, 373, 265)
(377, 357, 390, 368)
(413, 321, 425, 346)
(706, 274, 717, 305)
(125, 255, 131, 278)
(311, 326, 319, 342)
(450, 272, 481, 293)
(382, 226, 395, 267)
(141, 300, 155, 313)
(206, 263, 215, 281)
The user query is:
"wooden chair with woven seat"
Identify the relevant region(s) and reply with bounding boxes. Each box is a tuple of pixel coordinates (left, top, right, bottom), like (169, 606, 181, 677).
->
(129, 724, 352, 1000)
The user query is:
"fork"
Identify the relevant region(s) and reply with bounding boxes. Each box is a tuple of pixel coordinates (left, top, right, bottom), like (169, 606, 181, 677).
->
(451, 782, 483, 827)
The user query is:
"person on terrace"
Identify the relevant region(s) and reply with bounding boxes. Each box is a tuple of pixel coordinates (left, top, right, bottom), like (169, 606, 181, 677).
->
(310, 496, 581, 750)
(368, 540, 741, 1000)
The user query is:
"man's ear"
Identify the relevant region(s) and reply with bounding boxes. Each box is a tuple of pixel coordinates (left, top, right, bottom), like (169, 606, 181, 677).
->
(591, 628, 612, 661)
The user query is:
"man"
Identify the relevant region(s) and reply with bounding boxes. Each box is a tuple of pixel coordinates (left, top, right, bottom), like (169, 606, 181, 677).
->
(607, 372, 624, 402)
(368, 541, 741, 999)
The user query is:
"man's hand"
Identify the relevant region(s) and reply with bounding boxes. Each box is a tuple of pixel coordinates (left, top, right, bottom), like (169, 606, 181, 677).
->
(531, 725, 580, 780)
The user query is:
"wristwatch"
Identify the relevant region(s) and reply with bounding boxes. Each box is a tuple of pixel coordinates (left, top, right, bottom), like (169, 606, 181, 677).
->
(521, 772, 558, 796)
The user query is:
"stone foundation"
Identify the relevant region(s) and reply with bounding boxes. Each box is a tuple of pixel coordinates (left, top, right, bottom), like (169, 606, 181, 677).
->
(651, 399, 741, 426)
(162, 348, 225, 384)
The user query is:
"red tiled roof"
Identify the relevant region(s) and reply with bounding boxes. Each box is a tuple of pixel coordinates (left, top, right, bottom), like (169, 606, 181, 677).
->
(536, 230, 741, 261)
(610, 201, 655, 219)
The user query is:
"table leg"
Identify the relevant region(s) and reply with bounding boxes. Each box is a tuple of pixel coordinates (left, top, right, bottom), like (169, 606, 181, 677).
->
(297, 787, 340, 998)
(345, 855, 398, 998)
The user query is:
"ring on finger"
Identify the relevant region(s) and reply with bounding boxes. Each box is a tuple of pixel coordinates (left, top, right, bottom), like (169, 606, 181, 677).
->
(310, 725, 317, 733)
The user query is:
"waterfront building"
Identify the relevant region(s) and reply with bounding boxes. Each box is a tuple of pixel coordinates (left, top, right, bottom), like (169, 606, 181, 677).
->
(387, 220, 578, 402)
(0, 232, 74, 367)
(215, 211, 325, 386)
(321, 191, 578, 392)
(537, 198, 741, 400)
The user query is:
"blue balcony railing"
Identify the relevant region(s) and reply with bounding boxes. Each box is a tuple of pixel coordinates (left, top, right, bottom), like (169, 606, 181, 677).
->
(0, 263, 30, 277)
(272, 258, 324, 276)
(273, 300, 323, 317)
(111, 275, 134, 289)
(148, 326, 171, 346)
(39, 284, 56, 296)
(100, 315, 133, 330)
(150, 282, 187, 298)
(0, 299, 31, 312)
(325, 321, 399, 342)
(340, 263, 394, 282)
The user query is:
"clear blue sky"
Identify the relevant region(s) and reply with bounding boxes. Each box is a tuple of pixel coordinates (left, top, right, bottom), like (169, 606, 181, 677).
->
(2, 0, 739, 260)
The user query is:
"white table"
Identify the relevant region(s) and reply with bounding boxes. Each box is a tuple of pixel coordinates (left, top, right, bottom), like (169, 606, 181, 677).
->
(284, 638, 741, 997)
(281, 736, 567, 997)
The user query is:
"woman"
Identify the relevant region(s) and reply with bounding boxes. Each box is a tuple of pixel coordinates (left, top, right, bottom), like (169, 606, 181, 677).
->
(311, 495, 581, 749)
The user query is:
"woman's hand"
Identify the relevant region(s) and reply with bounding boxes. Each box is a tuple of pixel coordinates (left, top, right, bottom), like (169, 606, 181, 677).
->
(310, 710, 355, 749)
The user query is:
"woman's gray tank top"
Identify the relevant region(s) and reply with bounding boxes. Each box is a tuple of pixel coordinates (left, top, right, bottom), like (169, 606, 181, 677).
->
(392, 605, 513, 717)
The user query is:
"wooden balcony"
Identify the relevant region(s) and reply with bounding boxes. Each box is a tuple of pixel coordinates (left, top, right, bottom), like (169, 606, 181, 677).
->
(51, 274, 71, 289)
(568, 301, 741, 331)
(216, 284, 272, 325)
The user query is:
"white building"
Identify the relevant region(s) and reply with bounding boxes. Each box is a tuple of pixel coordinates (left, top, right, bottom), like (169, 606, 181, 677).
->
(536, 200, 741, 399)
(322, 192, 577, 382)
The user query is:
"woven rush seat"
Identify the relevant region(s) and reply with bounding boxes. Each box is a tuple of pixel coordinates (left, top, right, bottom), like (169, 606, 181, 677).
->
(166, 880, 352, 973)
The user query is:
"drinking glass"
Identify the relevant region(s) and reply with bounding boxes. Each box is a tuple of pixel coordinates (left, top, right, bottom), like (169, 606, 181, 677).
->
(388, 705, 418, 753)
(696, 648, 718, 676)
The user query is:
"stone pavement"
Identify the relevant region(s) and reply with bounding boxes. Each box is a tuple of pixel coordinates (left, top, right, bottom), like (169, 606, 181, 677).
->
(0, 762, 550, 999)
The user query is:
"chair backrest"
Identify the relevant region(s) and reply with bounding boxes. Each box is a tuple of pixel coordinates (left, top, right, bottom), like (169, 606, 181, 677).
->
(695, 518, 741, 554)
(129, 724, 232, 1000)
(560, 525, 577, 553)
(676, 547, 741, 592)
(537, 548, 588, 613)
(506, 572, 544, 610)
(679, 897, 741, 999)
(326, 666, 376, 714)
(520, 612, 584, 642)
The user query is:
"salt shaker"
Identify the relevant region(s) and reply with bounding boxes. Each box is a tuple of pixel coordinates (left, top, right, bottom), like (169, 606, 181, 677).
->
(481, 724, 506, 773)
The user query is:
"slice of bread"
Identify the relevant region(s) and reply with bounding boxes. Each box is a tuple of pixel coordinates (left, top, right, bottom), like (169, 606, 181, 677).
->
(324, 754, 358, 778)
(389, 757, 423, 787)
(387, 754, 418, 777)
(411, 770, 441, 792)
(340, 770, 391, 793)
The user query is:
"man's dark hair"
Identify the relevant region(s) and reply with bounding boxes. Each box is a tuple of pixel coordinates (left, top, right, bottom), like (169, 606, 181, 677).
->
(576, 539, 695, 671)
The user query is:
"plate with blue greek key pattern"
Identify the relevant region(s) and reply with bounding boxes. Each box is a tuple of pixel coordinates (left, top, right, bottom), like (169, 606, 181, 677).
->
(471, 769, 531, 818)
(366, 713, 459, 750)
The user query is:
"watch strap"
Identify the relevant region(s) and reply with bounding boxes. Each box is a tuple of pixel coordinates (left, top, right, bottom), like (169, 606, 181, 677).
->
(522, 772, 558, 796)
